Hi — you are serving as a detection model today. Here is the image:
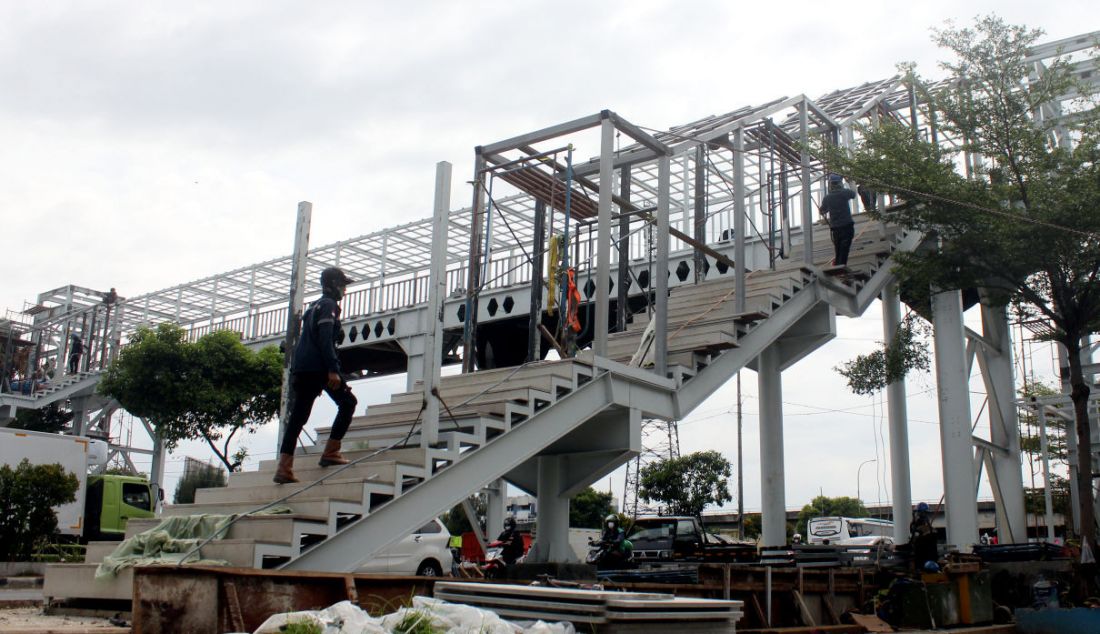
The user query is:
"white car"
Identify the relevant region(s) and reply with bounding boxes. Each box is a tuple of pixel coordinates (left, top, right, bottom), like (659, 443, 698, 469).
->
(357, 518, 453, 576)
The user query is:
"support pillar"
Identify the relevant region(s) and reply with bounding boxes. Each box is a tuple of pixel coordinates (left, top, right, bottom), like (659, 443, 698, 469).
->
(882, 284, 913, 543)
(693, 145, 707, 282)
(799, 101, 813, 264)
(594, 117, 613, 357)
(277, 202, 311, 450)
(1037, 405, 1057, 541)
(978, 299, 1027, 543)
(932, 289, 980, 547)
(528, 200, 547, 360)
(486, 478, 506, 538)
(616, 167, 631, 333)
(527, 456, 577, 563)
(462, 151, 486, 373)
(758, 345, 787, 547)
(149, 433, 166, 511)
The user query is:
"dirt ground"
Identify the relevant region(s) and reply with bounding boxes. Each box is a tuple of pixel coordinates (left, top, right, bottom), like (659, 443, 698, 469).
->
(0, 607, 129, 633)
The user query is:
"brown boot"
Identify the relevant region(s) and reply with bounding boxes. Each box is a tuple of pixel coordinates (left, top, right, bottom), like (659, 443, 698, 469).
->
(273, 453, 298, 484)
(319, 439, 349, 467)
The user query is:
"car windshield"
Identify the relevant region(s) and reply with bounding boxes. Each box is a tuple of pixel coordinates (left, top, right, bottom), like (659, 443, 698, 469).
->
(628, 521, 676, 542)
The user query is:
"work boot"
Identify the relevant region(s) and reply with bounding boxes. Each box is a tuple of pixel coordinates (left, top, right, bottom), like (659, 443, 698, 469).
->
(319, 439, 349, 467)
(273, 453, 298, 484)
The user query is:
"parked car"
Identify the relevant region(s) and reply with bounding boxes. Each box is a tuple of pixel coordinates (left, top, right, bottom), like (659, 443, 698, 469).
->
(357, 518, 452, 576)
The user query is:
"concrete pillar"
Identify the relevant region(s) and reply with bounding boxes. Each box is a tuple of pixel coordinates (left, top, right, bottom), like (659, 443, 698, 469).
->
(882, 285, 913, 543)
(149, 433, 167, 511)
(758, 345, 787, 546)
(978, 300, 1027, 543)
(931, 289, 980, 547)
(527, 455, 578, 563)
(486, 478, 506, 538)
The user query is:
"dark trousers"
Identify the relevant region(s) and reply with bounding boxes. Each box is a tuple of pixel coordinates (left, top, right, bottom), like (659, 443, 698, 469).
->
(830, 224, 855, 266)
(68, 353, 81, 373)
(279, 371, 358, 455)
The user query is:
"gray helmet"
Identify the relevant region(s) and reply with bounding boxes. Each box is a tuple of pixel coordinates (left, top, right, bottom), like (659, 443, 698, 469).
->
(604, 514, 618, 529)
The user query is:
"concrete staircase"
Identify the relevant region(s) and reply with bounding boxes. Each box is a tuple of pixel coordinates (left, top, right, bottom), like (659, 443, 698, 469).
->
(0, 371, 103, 421)
(45, 214, 917, 603)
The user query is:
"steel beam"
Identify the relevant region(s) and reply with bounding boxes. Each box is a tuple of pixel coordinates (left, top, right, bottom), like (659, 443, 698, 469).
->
(529, 200, 547, 360)
(1037, 406, 1057, 541)
(758, 344, 786, 547)
(931, 288, 980, 547)
(799, 101, 813, 264)
(882, 284, 913, 544)
(480, 113, 603, 156)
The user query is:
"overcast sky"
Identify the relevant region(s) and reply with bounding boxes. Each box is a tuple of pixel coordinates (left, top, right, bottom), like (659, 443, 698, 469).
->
(1, 2, 1086, 514)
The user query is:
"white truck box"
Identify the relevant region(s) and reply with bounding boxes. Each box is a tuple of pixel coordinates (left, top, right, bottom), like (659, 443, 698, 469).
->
(0, 427, 107, 537)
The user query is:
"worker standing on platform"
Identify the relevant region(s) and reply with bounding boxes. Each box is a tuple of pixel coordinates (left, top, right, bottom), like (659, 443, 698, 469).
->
(909, 502, 938, 569)
(274, 267, 359, 484)
(820, 173, 857, 266)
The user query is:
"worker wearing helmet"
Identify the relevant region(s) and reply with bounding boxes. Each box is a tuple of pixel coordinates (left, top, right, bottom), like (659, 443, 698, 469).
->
(274, 267, 358, 484)
(599, 514, 632, 568)
(909, 502, 938, 570)
(497, 516, 526, 565)
(819, 173, 857, 266)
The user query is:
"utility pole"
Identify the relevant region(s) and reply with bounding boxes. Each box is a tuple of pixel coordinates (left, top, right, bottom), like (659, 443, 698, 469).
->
(737, 370, 744, 540)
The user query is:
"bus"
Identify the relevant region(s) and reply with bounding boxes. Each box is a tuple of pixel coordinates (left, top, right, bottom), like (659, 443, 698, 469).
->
(807, 516, 894, 546)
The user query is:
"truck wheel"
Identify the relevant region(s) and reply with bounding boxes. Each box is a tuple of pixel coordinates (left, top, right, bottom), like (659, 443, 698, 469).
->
(416, 560, 443, 577)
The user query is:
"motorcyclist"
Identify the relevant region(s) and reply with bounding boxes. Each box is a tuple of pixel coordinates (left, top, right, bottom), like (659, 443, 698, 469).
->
(497, 516, 525, 565)
(595, 514, 632, 568)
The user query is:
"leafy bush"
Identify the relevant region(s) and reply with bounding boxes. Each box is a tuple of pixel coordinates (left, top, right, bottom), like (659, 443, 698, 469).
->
(0, 459, 79, 560)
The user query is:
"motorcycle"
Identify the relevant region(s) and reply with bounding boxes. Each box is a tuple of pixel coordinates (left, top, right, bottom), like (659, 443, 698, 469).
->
(481, 540, 524, 579)
(586, 538, 634, 570)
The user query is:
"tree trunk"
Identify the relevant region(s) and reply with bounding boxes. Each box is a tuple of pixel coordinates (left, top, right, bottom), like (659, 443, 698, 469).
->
(1064, 337, 1097, 564)
(201, 431, 235, 474)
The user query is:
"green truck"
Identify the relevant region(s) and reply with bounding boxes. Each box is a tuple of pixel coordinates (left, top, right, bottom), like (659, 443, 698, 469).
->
(0, 427, 156, 541)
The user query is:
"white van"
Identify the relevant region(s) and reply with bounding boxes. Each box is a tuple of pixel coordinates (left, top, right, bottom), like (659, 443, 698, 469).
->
(807, 516, 893, 546)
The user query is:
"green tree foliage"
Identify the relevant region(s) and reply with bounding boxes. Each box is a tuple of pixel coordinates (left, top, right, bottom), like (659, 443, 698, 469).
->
(99, 323, 283, 472)
(173, 464, 228, 504)
(570, 487, 614, 529)
(10, 403, 74, 434)
(796, 495, 868, 535)
(0, 459, 79, 560)
(442, 497, 485, 536)
(639, 451, 733, 517)
(1019, 380, 1072, 527)
(820, 16, 1100, 554)
(837, 314, 931, 395)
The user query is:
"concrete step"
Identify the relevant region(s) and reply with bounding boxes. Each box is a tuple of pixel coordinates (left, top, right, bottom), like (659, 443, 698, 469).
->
(195, 478, 388, 505)
(259, 446, 430, 470)
(43, 563, 132, 602)
(161, 498, 355, 520)
(226, 459, 402, 489)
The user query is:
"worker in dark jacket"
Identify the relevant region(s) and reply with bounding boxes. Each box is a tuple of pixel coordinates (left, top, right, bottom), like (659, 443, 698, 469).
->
(497, 516, 526, 565)
(274, 267, 359, 484)
(820, 174, 857, 266)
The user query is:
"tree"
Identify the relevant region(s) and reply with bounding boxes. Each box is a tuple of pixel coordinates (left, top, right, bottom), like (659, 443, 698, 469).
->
(99, 323, 283, 472)
(0, 459, 79, 560)
(1020, 380, 1072, 529)
(639, 451, 733, 517)
(10, 403, 74, 434)
(820, 16, 1100, 557)
(570, 487, 614, 528)
(796, 495, 868, 535)
(442, 497, 486, 536)
(173, 464, 228, 504)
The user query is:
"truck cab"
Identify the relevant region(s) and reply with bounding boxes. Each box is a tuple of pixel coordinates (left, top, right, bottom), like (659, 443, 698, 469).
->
(84, 475, 155, 540)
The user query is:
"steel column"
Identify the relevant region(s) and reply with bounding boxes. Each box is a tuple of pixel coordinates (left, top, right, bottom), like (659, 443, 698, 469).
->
(594, 117, 614, 357)
(617, 167, 631, 333)
(799, 101, 813, 264)
(882, 284, 913, 544)
(931, 288, 980, 547)
(420, 162, 452, 448)
(149, 431, 166, 509)
(734, 127, 747, 314)
(1037, 406, 1057, 541)
(978, 300, 1027, 543)
(486, 478, 506, 542)
(277, 202, 311, 450)
(693, 145, 707, 282)
(528, 200, 547, 361)
(655, 155, 670, 377)
(758, 344, 786, 547)
(462, 152, 486, 372)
